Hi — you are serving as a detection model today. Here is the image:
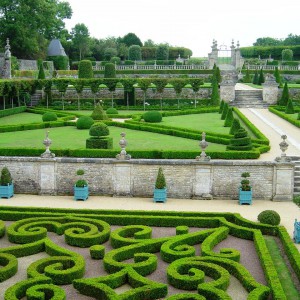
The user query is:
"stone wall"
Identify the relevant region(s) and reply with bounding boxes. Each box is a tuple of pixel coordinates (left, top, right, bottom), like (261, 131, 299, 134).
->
(0, 157, 294, 201)
(51, 87, 211, 101)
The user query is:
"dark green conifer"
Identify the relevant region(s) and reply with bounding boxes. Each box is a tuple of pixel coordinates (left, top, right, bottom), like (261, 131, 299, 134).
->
(253, 70, 259, 85)
(258, 69, 265, 85)
(229, 118, 241, 135)
(221, 102, 229, 120)
(224, 108, 234, 127)
(219, 100, 224, 114)
(285, 99, 294, 114)
(279, 82, 289, 106)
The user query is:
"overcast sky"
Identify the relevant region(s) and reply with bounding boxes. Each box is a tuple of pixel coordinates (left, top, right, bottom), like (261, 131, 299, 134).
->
(64, 0, 299, 57)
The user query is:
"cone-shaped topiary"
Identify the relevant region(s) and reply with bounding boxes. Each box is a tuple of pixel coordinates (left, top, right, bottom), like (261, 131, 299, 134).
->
(38, 63, 46, 80)
(155, 167, 166, 189)
(91, 103, 109, 120)
(229, 118, 241, 135)
(1, 167, 12, 185)
(279, 82, 289, 106)
(224, 108, 234, 127)
(243, 69, 251, 83)
(227, 128, 252, 151)
(285, 98, 295, 114)
(219, 100, 224, 114)
(274, 66, 281, 85)
(221, 102, 229, 120)
(258, 69, 265, 85)
(210, 80, 220, 106)
(252, 70, 259, 85)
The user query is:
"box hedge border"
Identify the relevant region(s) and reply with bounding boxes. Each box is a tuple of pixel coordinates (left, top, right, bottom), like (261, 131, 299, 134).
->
(269, 106, 300, 128)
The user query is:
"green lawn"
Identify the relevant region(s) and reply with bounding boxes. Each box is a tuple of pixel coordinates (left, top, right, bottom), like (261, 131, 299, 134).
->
(0, 113, 43, 125)
(161, 113, 230, 134)
(0, 126, 226, 151)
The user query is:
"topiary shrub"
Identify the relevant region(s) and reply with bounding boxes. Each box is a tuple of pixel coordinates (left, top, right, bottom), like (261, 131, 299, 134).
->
(226, 128, 252, 151)
(104, 63, 116, 78)
(257, 210, 281, 225)
(143, 111, 162, 123)
(89, 122, 109, 137)
(155, 167, 166, 189)
(76, 116, 94, 129)
(78, 60, 93, 79)
(42, 112, 57, 122)
(1, 167, 12, 185)
(229, 118, 241, 135)
(221, 102, 229, 120)
(106, 107, 118, 114)
(224, 108, 234, 127)
(86, 122, 113, 149)
(91, 103, 109, 120)
(285, 99, 294, 114)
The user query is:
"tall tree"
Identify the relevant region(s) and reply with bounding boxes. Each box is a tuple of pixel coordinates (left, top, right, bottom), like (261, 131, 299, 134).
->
(71, 23, 90, 60)
(253, 37, 281, 47)
(120, 33, 143, 47)
(156, 44, 169, 60)
(0, 0, 72, 59)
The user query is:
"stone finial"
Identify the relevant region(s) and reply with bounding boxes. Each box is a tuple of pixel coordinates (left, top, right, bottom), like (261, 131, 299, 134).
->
(41, 131, 55, 158)
(237, 41, 240, 48)
(116, 132, 131, 160)
(196, 132, 211, 161)
(4, 38, 11, 59)
(275, 135, 291, 162)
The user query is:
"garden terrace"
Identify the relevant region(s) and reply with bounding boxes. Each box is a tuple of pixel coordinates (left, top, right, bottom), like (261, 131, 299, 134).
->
(0, 206, 299, 299)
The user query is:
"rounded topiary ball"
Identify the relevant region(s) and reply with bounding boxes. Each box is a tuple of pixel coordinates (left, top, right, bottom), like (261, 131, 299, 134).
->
(143, 111, 162, 123)
(76, 116, 94, 129)
(106, 108, 118, 114)
(89, 122, 109, 137)
(257, 210, 281, 225)
(42, 112, 57, 122)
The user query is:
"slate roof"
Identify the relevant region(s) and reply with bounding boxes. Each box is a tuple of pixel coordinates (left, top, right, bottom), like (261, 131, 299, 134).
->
(47, 39, 67, 56)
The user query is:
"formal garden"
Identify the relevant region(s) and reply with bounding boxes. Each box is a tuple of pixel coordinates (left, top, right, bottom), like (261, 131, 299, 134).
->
(0, 206, 300, 299)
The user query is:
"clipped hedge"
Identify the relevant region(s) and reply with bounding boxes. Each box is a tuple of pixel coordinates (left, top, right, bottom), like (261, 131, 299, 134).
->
(269, 106, 300, 128)
(0, 106, 27, 118)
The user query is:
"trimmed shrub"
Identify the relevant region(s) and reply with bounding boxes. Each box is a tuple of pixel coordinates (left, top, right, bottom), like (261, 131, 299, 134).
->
(219, 100, 224, 114)
(106, 107, 118, 114)
(285, 99, 295, 114)
(89, 122, 109, 137)
(252, 70, 259, 85)
(258, 69, 265, 85)
(1, 167, 12, 185)
(229, 118, 241, 135)
(104, 63, 116, 78)
(227, 128, 252, 151)
(37, 63, 45, 80)
(210, 80, 220, 106)
(86, 137, 113, 149)
(90, 103, 109, 120)
(224, 108, 234, 127)
(76, 116, 94, 129)
(110, 56, 121, 65)
(155, 167, 166, 189)
(42, 112, 57, 122)
(143, 111, 162, 123)
(279, 82, 289, 106)
(221, 103, 229, 120)
(243, 69, 251, 83)
(258, 210, 281, 226)
(78, 60, 93, 79)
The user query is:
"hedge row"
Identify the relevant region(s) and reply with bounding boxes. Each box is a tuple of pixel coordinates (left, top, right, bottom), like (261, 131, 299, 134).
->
(269, 106, 300, 128)
(73, 267, 168, 299)
(0, 106, 27, 118)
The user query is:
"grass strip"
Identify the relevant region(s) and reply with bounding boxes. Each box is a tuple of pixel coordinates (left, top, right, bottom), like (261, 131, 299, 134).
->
(264, 236, 300, 299)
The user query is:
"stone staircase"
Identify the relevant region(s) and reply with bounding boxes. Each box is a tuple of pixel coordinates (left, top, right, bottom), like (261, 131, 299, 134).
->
(290, 156, 300, 196)
(230, 90, 269, 108)
(29, 90, 43, 107)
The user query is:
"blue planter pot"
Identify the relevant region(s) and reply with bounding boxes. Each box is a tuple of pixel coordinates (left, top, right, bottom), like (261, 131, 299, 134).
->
(153, 188, 167, 203)
(239, 188, 252, 205)
(0, 183, 14, 199)
(74, 185, 89, 201)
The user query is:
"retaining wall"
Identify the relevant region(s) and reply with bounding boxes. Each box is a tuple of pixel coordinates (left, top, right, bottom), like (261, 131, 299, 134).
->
(0, 157, 294, 201)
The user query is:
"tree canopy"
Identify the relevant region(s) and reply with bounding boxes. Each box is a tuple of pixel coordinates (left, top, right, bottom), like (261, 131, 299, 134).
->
(0, 0, 72, 59)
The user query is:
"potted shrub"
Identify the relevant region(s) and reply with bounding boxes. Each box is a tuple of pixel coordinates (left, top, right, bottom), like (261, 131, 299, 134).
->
(238, 172, 252, 205)
(153, 167, 167, 203)
(0, 167, 14, 198)
(74, 169, 89, 201)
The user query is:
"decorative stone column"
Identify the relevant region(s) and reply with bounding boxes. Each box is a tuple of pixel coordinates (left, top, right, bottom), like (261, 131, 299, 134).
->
(262, 74, 278, 105)
(3, 38, 12, 79)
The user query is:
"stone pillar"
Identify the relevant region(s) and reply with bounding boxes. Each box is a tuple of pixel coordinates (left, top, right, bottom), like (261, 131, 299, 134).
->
(193, 165, 212, 199)
(262, 74, 278, 104)
(40, 159, 56, 195)
(208, 39, 218, 69)
(220, 83, 235, 102)
(273, 162, 294, 201)
(113, 163, 132, 196)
